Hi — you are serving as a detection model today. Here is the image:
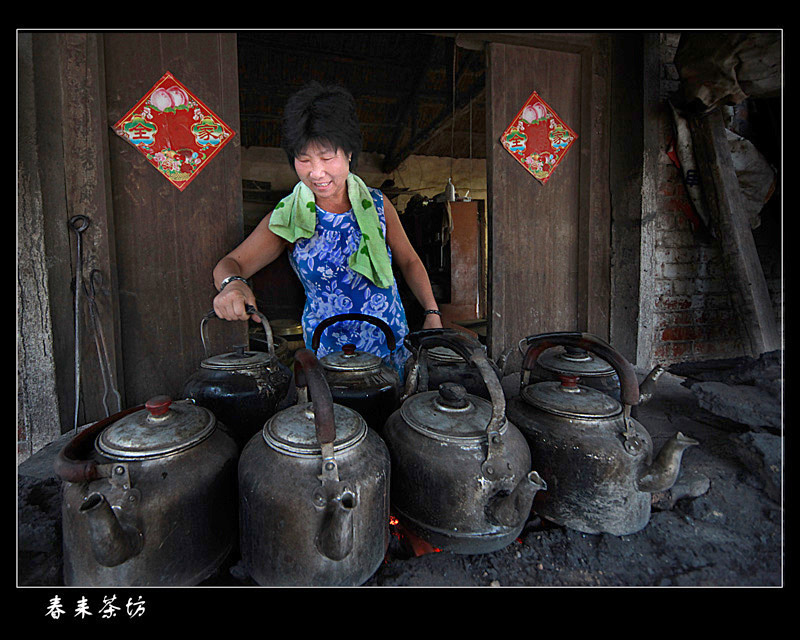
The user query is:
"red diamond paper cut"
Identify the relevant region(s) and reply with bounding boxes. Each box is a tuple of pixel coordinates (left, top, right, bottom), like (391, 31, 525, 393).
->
(500, 91, 577, 184)
(112, 71, 235, 191)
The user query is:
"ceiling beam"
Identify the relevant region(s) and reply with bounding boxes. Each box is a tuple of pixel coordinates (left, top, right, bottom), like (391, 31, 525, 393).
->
(381, 79, 485, 173)
(380, 36, 437, 160)
(236, 31, 435, 70)
(381, 44, 483, 172)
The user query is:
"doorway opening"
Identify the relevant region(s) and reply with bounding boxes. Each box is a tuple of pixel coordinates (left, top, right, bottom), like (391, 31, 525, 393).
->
(235, 31, 489, 340)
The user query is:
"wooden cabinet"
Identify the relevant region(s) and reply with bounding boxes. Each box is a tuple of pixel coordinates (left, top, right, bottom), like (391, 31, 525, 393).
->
(439, 200, 486, 329)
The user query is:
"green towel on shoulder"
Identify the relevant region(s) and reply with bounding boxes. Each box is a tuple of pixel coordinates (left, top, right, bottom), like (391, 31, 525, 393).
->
(268, 173, 394, 288)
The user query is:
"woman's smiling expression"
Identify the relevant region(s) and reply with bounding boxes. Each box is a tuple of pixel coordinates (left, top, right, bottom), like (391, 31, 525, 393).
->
(294, 142, 351, 208)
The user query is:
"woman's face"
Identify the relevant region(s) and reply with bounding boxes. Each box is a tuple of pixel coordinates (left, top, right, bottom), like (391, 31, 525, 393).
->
(294, 141, 351, 203)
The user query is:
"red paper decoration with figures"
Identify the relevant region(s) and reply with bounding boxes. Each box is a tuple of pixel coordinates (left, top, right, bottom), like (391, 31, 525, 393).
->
(112, 71, 235, 191)
(500, 91, 577, 185)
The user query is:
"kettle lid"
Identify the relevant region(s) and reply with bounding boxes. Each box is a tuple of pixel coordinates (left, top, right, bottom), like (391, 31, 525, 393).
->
(400, 382, 501, 442)
(96, 396, 217, 459)
(201, 345, 275, 371)
(521, 379, 621, 419)
(320, 344, 383, 372)
(263, 402, 367, 456)
(537, 346, 615, 378)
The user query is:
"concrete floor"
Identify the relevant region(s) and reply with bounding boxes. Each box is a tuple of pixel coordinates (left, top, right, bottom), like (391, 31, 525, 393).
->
(365, 369, 783, 586)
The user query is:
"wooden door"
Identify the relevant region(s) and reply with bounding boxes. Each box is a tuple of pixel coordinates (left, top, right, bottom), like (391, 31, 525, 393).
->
(103, 33, 245, 405)
(486, 35, 611, 360)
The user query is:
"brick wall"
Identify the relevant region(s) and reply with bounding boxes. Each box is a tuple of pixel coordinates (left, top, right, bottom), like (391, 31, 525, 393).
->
(648, 33, 748, 364)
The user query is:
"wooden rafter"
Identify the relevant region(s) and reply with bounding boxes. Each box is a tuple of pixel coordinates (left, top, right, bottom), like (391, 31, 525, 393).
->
(382, 76, 485, 174)
(380, 36, 437, 161)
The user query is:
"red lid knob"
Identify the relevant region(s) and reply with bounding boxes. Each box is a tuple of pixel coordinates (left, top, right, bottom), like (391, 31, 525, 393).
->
(145, 395, 173, 416)
(342, 344, 357, 356)
(558, 375, 580, 388)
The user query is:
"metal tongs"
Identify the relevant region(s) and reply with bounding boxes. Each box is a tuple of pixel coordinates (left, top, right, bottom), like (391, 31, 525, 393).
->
(84, 268, 122, 418)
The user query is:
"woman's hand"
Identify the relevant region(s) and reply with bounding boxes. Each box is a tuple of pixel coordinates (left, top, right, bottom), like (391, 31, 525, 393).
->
(213, 280, 260, 323)
(211, 212, 289, 323)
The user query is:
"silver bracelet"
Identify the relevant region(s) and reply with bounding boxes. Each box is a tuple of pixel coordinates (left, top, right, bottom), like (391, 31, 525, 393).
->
(219, 275, 249, 292)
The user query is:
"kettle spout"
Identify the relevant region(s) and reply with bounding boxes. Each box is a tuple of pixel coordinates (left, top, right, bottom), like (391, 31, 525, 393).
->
(79, 492, 142, 567)
(487, 471, 547, 527)
(636, 432, 699, 493)
(316, 488, 357, 561)
(638, 364, 666, 405)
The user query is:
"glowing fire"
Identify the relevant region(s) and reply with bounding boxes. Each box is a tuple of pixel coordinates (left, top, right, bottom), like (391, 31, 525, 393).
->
(388, 514, 441, 556)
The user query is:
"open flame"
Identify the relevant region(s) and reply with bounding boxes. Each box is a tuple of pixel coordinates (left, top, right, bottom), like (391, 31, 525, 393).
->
(389, 514, 441, 556)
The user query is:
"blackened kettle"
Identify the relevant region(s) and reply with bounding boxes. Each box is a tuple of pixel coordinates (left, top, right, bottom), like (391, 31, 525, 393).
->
(181, 305, 292, 447)
(56, 396, 238, 586)
(383, 330, 545, 554)
(403, 328, 502, 400)
(237, 349, 391, 586)
(311, 313, 402, 435)
(518, 334, 665, 405)
(507, 332, 698, 536)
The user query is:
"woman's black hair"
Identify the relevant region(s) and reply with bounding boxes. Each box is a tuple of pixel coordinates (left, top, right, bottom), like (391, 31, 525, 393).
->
(281, 81, 362, 170)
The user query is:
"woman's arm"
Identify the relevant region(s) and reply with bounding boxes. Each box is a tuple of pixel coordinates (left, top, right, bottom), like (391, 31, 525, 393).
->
(212, 212, 289, 322)
(383, 195, 443, 330)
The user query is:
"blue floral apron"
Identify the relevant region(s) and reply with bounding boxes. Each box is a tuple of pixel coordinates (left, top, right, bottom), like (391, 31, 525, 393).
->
(288, 187, 411, 375)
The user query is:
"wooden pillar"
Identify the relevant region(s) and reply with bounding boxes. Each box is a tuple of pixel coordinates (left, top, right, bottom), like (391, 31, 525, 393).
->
(58, 33, 125, 425)
(636, 33, 663, 369)
(688, 107, 781, 356)
(609, 32, 645, 365)
(19, 32, 122, 445)
(18, 33, 63, 459)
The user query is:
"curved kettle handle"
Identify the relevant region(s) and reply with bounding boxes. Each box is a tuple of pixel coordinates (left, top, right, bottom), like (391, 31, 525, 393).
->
(54, 404, 144, 483)
(293, 348, 336, 448)
(407, 328, 510, 481)
(521, 331, 640, 406)
(406, 329, 505, 432)
(201, 304, 275, 358)
(310, 313, 396, 353)
(404, 328, 479, 364)
(404, 328, 493, 395)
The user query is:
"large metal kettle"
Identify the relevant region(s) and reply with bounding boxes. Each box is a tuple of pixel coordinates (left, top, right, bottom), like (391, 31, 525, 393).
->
(506, 332, 699, 536)
(403, 328, 502, 400)
(310, 313, 402, 436)
(237, 349, 391, 586)
(181, 305, 292, 447)
(55, 396, 239, 586)
(518, 334, 665, 405)
(383, 330, 546, 554)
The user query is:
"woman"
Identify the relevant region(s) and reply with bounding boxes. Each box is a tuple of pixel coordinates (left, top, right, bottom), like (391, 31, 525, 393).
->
(212, 82, 442, 374)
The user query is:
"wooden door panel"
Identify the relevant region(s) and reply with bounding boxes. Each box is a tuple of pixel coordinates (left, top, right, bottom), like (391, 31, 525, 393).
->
(103, 33, 244, 404)
(487, 41, 586, 358)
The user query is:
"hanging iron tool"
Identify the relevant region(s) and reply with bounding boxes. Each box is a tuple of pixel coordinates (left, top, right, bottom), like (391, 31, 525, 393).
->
(69, 215, 90, 433)
(84, 268, 122, 417)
